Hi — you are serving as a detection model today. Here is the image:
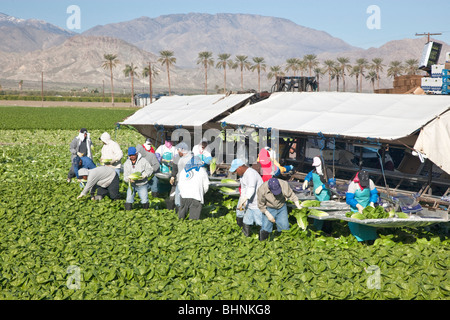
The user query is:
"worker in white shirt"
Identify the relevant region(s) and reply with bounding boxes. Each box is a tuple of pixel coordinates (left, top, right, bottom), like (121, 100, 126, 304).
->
(229, 158, 264, 237)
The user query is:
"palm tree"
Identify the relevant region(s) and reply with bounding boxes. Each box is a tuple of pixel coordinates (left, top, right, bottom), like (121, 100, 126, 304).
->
(197, 51, 214, 95)
(123, 63, 138, 107)
(356, 58, 369, 92)
(216, 53, 233, 93)
(101, 53, 120, 106)
(298, 59, 308, 77)
(365, 71, 378, 92)
(337, 57, 351, 92)
(349, 65, 361, 92)
(142, 62, 159, 104)
(285, 58, 300, 76)
(251, 57, 267, 93)
(267, 65, 285, 80)
(158, 50, 176, 96)
(371, 58, 384, 90)
(313, 67, 323, 91)
(323, 60, 336, 91)
(304, 54, 319, 77)
(234, 55, 251, 91)
(330, 66, 341, 91)
(404, 59, 419, 75)
(387, 61, 403, 79)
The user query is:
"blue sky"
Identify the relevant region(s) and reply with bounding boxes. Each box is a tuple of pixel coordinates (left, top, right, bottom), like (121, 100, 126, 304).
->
(2, 0, 450, 49)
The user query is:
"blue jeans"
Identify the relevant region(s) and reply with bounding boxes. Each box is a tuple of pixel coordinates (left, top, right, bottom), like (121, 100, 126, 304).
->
(126, 183, 149, 204)
(243, 208, 263, 226)
(261, 204, 290, 233)
(148, 176, 159, 193)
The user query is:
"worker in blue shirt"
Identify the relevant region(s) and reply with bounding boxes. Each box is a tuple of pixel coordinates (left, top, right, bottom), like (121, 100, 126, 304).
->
(346, 170, 379, 243)
(73, 155, 96, 179)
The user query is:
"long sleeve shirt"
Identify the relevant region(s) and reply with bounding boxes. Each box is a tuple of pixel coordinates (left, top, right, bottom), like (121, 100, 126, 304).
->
(80, 166, 116, 196)
(177, 166, 210, 204)
(123, 154, 153, 186)
(257, 179, 299, 212)
(240, 167, 263, 210)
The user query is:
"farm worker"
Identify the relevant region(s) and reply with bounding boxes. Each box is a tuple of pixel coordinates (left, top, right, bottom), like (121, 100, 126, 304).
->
(67, 128, 93, 182)
(346, 170, 379, 243)
(302, 156, 333, 232)
(303, 156, 332, 201)
(99, 132, 123, 177)
(257, 148, 277, 182)
(263, 146, 293, 177)
(166, 142, 193, 211)
(154, 136, 177, 196)
(192, 138, 212, 166)
(138, 137, 155, 154)
(76, 165, 120, 201)
(155, 136, 176, 174)
(177, 156, 210, 220)
(257, 177, 302, 241)
(123, 147, 153, 210)
(137, 138, 160, 197)
(229, 158, 264, 237)
(73, 155, 96, 179)
(73, 155, 96, 188)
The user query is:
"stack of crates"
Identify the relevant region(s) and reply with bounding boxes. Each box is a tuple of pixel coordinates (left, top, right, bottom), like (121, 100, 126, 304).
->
(421, 52, 450, 95)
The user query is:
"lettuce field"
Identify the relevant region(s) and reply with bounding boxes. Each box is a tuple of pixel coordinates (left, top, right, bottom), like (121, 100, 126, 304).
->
(0, 106, 449, 300)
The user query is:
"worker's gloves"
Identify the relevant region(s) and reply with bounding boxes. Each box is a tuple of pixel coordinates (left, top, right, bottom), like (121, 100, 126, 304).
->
(294, 200, 303, 209)
(238, 197, 248, 211)
(170, 177, 175, 185)
(369, 202, 375, 208)
(356, 204, 364, 213)
(77, 152, 84, 158)
(264, 210, 276, 223)
(302, 180, 309, 190)
(315, 185, 323, 195)
(77, 194, 84, 200)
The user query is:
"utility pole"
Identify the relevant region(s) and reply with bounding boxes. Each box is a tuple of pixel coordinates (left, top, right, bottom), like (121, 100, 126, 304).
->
(415, 32, 442, 43)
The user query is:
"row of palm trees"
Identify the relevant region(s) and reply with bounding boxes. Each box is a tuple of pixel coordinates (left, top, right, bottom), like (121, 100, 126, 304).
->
(102, 51, 422, 106)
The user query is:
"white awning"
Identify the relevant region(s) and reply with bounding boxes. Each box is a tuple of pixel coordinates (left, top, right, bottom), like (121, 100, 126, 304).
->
(221, 92, 450, 142)
(414, 110, 450, 174)
(120, 93, 254, 128)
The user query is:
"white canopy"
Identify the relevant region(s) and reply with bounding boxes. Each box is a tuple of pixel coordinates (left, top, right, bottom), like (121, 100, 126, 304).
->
(414, 110, 450, 174)
(120, 93, 254, 128)
(221, 92, 450, 142)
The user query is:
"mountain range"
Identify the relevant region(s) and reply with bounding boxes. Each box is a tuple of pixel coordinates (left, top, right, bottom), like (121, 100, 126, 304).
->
(0, 12, 449, 93)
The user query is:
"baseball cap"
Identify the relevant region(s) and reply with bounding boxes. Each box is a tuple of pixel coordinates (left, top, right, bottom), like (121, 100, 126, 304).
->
(229, 159, 244, 173)
(268, 178, 282, 196)
(128, 147, 137, 156)
(80, 128, 88, 133)
(358, 170, 370, 188)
